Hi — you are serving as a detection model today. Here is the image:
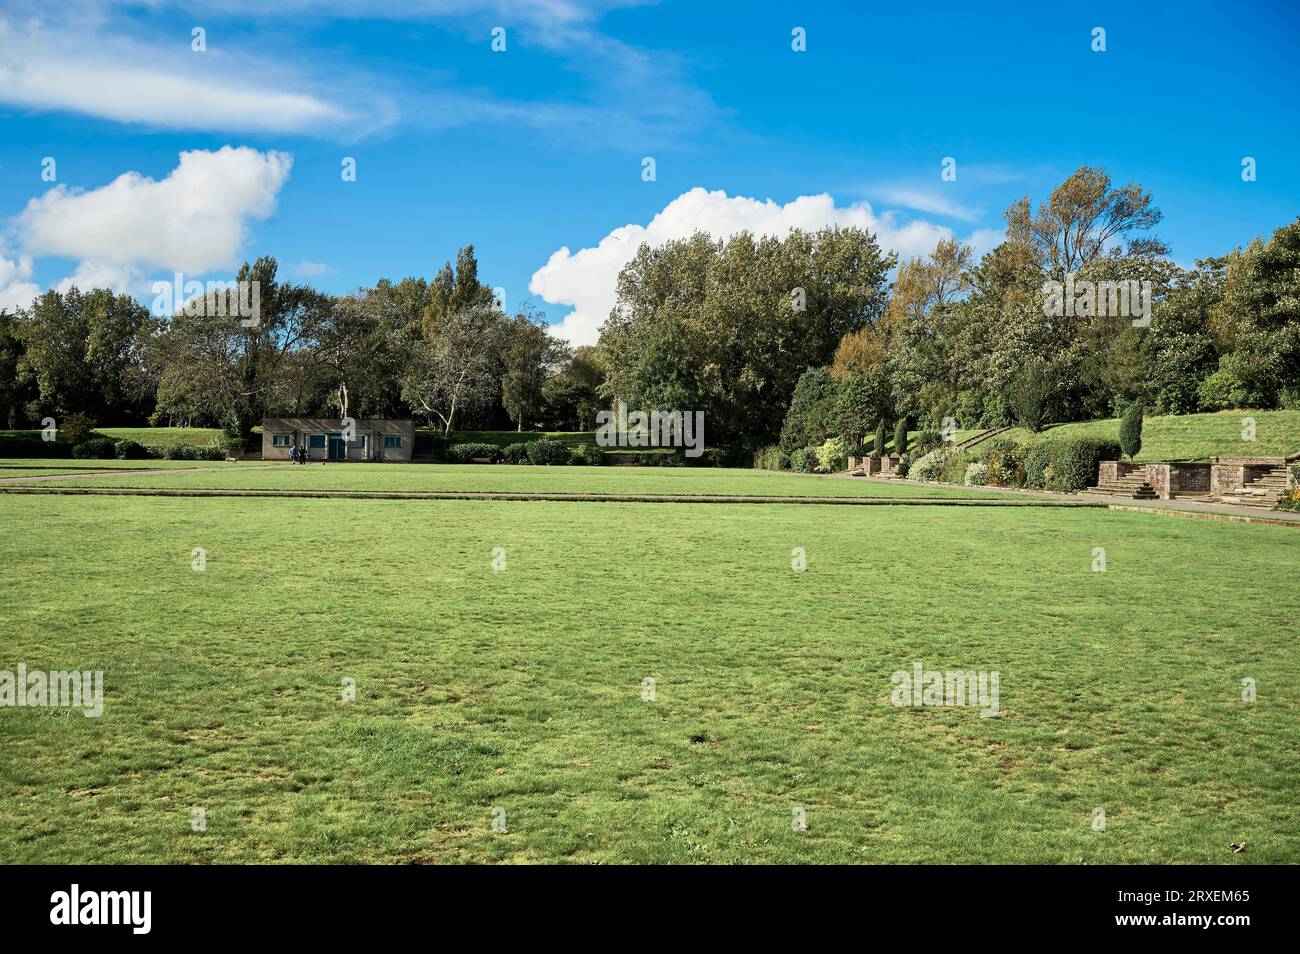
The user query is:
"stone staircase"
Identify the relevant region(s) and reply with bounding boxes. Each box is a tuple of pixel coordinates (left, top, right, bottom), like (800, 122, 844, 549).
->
(1081, 471, 1159, 500)
(1215, 464, 1289, 509)
(951, 425, 1012, 452)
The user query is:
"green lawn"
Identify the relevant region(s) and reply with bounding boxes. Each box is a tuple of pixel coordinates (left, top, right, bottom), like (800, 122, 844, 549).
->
(1, 427, 227, 448)
(23, 461, 1006, 498)
(0, 492, 1295, 863)
(972, 410, 1300, 462)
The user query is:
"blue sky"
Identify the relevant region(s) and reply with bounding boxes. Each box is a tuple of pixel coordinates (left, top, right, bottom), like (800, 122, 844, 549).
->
(1, 0, 1296, 343)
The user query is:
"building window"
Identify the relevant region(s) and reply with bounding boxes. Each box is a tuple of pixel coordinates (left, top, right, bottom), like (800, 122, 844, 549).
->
(383, 435, 402, 448)
(309, 435, 325, 449)
(272, 434, 291, 447)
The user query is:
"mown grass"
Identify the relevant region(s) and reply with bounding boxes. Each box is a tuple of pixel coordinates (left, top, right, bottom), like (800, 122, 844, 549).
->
(1, 427, 227, 448)
(978, 410, 1300, 462)
(0, 493, 1295, 864)
(31, 462, 1006, 498)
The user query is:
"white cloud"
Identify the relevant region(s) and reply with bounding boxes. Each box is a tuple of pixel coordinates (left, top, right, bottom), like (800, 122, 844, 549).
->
(17, 147, 293, 275)
(0, 251, 40, 312)
(530, 187, 965, 346)
(876, 187, 981, 222)
(0, 13, 386, 136)
(294, 260, 333, 278)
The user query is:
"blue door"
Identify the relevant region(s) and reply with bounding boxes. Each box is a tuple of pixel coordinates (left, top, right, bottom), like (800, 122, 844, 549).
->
(327, 434, 346, 461)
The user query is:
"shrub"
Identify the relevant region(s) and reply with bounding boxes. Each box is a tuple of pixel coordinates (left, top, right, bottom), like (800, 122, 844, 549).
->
(569, 443, 604, 466)
(789, 447, 815, 473)
(71, 437, 116, 459)
(449, 442, 503, 463)
(114, 439, 150, 460)
(908, 448, 949, 482)
(980, 438, 1027, 487)
(1048, 437, 1121, 493)
(195, 445, 226, 461)
(1280, 382, 1300, 410)
(895, 451, 914, 478)
(916, 425, 940, 452)
(754, 445, 787, 471)
(524, 439, 569, 466)
(873, 420, 886, 456)
(503, 442, 530, 464)
(893, 418, 908, 456)
(964, 461, 989, 486)
(814, 437, 849, 473)
(1023, 442, 1054, 489)
(1119, 402, 1143, 460)
(60, 412, 96, 446)
(0, 435, 73, 458)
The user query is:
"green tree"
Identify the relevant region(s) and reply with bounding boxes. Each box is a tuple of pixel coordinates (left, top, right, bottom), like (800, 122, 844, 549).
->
(873, 419, 886, 456)
(1119, 401, 1143, 460)
(893, 418, 908, 456)
(401, 303, 509, 433)
(501, 312, 569, 431)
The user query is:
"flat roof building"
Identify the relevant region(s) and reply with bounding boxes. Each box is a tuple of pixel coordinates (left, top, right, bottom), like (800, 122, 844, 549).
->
(261, 418, 415, 462)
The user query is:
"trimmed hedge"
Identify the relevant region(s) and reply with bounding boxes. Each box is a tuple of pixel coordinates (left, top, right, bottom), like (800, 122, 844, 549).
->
(1022, 437, 1120, 492)
(503, 442, 530, 464)
(0, 436, 73, 458)
(525, 439, 569, 466)
(71, 438, 117, 459)
(569, 443, 604, 466)
(449, 442, 503, 463)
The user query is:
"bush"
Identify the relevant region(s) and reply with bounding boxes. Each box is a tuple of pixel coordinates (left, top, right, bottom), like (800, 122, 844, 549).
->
(1280, 382, 1300, 410)
(754, 445, 788, 471)
(114, 439, 150, 460)
(964, 461, 989, 486)
(1047, 437, 1121, 493)
(0, 435, 73, 458)
(60, 412, 97, 446)
(569, 443, 604, 466)
(524, 439, 569, 466)
(979, 438, 1028, 487)
(893, 418, 908, 456)
(873, 420, 886, 456)
(1119, 402, 1143, 460)
(449, 442, 503, 463)
(789, 447, 815, 473)
(915, 425, 940, 452)
(503, 442, 530, 464)
(71, 437, 116, 459)
(908, 448, 949, 483)
(814, 437, 849, 473)
(1023, 443, 1054, 490)
(195, 445, 226, 461)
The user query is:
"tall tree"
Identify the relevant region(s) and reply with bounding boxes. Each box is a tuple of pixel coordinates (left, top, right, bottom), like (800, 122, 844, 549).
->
(500, 311, 569, 431)
(1004, 166, 1166, 275)
(401, 303, 509, 433)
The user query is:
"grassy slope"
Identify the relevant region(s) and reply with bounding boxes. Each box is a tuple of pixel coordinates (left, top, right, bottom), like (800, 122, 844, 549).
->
(33, 462, 1005, 498)
(0, 495, 1294, 863)
(978, 410, 1300, 462)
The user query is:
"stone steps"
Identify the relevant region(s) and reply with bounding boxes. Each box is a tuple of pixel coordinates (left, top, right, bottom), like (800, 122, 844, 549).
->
(1213, 465, 1289, 508)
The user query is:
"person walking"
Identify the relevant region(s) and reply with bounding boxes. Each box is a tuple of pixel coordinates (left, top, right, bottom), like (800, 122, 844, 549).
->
(289, 443, 299, 465)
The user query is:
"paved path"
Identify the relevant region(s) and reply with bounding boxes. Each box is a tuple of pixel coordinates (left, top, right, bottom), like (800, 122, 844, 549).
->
(845, 474, 1300, 525)
(0, 467, 217, 484)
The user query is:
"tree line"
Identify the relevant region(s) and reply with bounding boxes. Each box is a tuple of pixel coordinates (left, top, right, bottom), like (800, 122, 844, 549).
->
(2, 166, 1297, 459)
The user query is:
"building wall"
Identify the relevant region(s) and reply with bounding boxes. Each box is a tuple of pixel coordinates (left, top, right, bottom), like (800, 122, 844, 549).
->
(261, 419, 415, 462)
